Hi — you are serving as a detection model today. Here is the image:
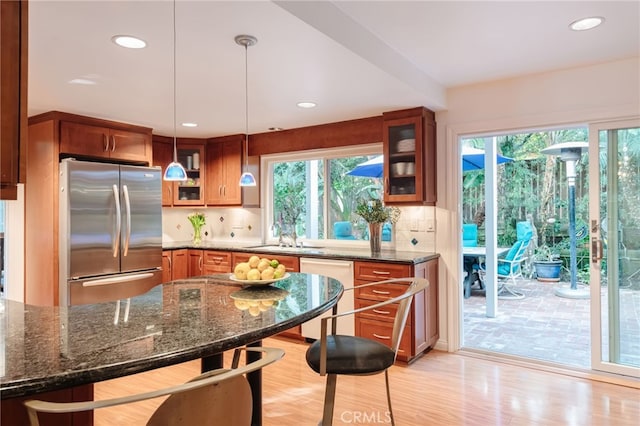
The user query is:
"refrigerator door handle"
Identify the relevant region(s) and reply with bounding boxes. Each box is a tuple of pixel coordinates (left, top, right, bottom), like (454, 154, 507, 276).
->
(123, 184, 131, 257)
(112, 184, 121, 258)
(81, 272, 156, 287)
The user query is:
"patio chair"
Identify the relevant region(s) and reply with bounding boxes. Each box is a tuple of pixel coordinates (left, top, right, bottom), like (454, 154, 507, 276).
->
(462, 223, 478, 247)
(24, 346, 284, 426)
(478, 238, 530, 299)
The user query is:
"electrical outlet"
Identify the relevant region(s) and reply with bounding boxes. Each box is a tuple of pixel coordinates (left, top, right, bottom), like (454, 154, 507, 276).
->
(410, 218, 419, 231)
(426, 218, 435, 232)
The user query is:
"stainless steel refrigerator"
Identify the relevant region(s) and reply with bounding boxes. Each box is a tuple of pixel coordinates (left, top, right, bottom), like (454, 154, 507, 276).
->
(59, 159, 163, 305)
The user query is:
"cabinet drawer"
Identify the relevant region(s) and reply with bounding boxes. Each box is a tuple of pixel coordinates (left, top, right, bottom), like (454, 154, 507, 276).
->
(355, 280, 409, 301)
(203, 251, 231, 273)
(355, 317, 411, 360)
(354, 298, 411, 325)
(354, 261, 411, 281)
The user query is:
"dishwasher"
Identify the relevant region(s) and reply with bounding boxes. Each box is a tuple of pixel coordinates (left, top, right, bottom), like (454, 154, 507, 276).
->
(300, 257, 354, 340)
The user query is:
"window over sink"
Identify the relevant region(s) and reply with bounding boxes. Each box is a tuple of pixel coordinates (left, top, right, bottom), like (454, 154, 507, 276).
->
(264, 144, 388, 245)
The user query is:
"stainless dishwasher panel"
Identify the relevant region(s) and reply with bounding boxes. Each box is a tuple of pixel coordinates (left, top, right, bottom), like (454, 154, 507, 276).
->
(300, 258, 354, 339)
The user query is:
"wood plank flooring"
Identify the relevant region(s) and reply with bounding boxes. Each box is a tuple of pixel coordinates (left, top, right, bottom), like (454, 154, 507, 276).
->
(94, 337, 640, 425)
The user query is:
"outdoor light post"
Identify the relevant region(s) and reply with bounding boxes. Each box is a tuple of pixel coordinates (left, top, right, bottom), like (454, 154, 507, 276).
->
(541, 141, 589, 299)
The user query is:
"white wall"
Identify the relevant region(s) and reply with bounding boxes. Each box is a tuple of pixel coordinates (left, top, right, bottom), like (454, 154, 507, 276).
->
(435, 57, 640, 351)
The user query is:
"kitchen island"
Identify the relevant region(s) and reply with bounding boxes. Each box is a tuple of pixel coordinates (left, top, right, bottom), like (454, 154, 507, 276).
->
(1, 273, 342, 425)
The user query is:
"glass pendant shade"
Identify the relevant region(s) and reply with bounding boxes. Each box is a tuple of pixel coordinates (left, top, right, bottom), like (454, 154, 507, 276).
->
(164, 160, 187, 181)
(239, 171, 256, 186)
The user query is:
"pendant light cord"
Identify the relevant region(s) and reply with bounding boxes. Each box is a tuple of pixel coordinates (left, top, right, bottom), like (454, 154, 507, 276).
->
(172, 0, 178, 162)
(244, 42, 249, 170)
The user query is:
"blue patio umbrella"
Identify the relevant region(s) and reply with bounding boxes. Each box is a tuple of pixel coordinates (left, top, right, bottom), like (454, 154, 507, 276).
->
(347, 148, 513, 178)
(462, 147, 514, 172)
(347, 155, 383, 178)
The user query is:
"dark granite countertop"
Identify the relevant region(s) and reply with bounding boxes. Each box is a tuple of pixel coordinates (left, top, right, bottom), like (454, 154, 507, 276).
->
(163, 241, 439, 264)
(0, 273, 342, 399)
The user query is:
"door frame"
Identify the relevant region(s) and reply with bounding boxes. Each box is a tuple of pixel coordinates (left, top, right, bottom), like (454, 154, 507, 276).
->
(589, 117, 640, 378)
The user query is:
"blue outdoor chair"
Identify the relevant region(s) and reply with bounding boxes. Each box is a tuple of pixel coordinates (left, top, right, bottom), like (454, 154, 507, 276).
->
(478, 237, 530, 299)
(462, 223, 478, 247)
(333, 221, 356, 240)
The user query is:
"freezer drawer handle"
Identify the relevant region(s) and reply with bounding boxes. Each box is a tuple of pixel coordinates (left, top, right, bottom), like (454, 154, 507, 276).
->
(123, 185, 131, 256)
(112, 185, 121, 257)
(82, 272, 155, 287)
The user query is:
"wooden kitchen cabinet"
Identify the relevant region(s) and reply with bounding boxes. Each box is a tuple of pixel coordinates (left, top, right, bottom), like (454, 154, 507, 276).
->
(188, 250, 204, 277)
(0, 0, 28, 200)
(382, 107, 436, 205)
(162, 249, 189, 282)
(354, 258, 438, 363)
(152, 137, 174, 206)
(174, 143, 205, 206)
(202, 251, 232, 275)
(205, 135, 243, 206)
(60, 120, 152, 164)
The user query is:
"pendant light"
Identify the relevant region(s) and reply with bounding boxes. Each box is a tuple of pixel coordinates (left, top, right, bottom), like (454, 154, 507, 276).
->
(236, 34, 257, 187)
(163, 0, 187, 181)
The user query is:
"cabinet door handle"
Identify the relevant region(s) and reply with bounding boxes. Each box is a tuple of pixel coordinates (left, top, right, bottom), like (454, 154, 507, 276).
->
(167, 256, 172, 270)
(219, 185, 222, 196)
(373, 333, 391, 340)
(168, 186, 172, 199)
(373, 309, 391, 315)
(223, 185, 226, 196)
(199, 256, 203, 271)
(372, 270, 391, 275)
(103, 134, 109, 152)
(111, 135, 116, 152)
(372, 289, 391, 295)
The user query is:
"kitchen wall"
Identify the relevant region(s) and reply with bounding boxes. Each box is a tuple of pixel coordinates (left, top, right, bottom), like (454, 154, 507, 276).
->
(435, 56, 640, 351)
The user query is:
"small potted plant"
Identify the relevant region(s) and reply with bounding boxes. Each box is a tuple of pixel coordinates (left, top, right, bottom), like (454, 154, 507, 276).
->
(355, 198, 399, 254)
(532, 240, 563, 282)
(187, 211, 206, 246)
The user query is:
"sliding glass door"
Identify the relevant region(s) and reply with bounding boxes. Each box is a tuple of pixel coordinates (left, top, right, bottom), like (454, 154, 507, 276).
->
(589, 119, 640, 377)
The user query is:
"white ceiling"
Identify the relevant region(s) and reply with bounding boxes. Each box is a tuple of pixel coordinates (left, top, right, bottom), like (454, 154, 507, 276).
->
(28, 1, 639, 139)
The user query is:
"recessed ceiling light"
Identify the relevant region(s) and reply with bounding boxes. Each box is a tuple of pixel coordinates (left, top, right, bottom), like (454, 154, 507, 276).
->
(268, 127, 284, 131)
(111, 35, 147, 49)
(68, 78, 97, 85)
(297, 101, 317, 109)
(181, 122, 198, 128)
(569, 16, 604, 31)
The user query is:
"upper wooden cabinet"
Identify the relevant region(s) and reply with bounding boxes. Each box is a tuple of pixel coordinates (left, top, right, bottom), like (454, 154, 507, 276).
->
(382, 107, 436, 205)
(0, 0, 28, 200)
(60, 121, 151, 164)
(205, 135, 243, 206)
(173, 143, 205, 206)
(152, 136, 174, 206)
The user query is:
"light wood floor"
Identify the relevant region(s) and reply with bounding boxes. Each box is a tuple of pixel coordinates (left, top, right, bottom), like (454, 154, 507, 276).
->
(94, 337, 640, 425)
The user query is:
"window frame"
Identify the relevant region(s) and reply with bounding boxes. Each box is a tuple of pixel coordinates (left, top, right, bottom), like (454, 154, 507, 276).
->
(261, 143, 388, 248)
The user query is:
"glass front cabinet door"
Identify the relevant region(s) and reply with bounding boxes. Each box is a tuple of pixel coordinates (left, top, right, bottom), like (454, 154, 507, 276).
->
(173, 143, 205, 206)
(382, 107, 436, 205)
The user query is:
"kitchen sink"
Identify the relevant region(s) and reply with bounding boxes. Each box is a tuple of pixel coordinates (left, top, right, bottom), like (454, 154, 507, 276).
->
(246, 244, 326, 254)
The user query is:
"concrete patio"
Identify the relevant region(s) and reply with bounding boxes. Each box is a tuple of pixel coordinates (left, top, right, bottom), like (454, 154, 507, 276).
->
(463, 276, 640, 370)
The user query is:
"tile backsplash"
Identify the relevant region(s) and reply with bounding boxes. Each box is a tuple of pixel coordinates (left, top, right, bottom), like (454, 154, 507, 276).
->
(162, 205, 436, 252)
